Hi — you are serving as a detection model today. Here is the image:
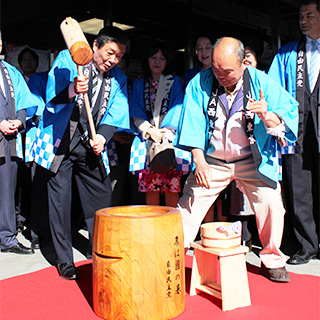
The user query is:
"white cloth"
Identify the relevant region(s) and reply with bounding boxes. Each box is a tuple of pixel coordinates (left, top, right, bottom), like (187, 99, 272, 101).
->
(266, 121, 288, 138)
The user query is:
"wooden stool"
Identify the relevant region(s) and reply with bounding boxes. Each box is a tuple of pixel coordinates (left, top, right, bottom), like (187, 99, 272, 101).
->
(189, 241, 251, 311)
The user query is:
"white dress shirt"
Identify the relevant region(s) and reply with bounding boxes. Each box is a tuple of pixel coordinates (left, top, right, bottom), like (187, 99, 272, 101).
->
(306, 36, 320, 92)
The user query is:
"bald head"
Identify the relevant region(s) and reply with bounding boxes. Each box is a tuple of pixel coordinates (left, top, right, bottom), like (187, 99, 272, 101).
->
(212, 37, 246, 91)
(213, 37, 245, 63)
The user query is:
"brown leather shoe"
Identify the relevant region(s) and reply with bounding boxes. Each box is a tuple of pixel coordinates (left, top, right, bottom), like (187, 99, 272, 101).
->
(260, 263, 290, 283)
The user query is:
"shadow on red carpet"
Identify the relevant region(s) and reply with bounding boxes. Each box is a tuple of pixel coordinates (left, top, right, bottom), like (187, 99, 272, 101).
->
(1, 255, 319, 320)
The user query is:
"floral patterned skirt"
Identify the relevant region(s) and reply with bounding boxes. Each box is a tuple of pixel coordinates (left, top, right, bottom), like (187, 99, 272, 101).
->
(138, 168, 182, 193)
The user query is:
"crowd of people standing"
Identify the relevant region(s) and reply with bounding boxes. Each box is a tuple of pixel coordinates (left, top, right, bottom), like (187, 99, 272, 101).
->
(0, 0, 318, 283)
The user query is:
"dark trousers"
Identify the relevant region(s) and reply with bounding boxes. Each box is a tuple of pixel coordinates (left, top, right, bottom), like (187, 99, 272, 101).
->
(15, 160, 31, 226)
(110, 141, 145, 206)
(282, 114, 319, 253)
(47, 142, 112, 264)
(15, 132, 30, 227)
(0, 159, 19, 249)
(30, 164, 50, 240)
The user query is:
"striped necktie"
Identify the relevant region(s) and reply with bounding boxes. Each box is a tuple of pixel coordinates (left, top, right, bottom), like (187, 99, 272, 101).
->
(309, 40, 319, 91)
(91, 69, 99, 107)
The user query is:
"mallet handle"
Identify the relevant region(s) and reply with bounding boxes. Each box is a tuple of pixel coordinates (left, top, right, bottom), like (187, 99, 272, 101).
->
(77, 65, 97, 143)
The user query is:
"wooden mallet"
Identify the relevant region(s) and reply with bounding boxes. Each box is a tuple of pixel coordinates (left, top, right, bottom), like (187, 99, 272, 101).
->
(60, 17, 97, 143)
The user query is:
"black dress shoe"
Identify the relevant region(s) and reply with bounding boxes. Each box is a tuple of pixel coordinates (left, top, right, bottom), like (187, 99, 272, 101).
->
(287, 249, 317, 265)
(1, 243, 34, 255)
(57, 263, 78, 280)
(31, 238, 40, 250)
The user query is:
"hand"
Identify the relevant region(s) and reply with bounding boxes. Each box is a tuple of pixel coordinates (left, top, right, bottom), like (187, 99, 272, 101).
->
(247, 88, 268, 120)
(247, 89, 281, 128)
(89, 136, 105, 155)
(74, 75, 89, 95)
(0, 119, 21, 135)
(159, 128, 175, 142)
(8, 119, 22, 129)
(191, 148, 212, 189)
(277, 136, 287, 147)
(147, 127, 163, 143)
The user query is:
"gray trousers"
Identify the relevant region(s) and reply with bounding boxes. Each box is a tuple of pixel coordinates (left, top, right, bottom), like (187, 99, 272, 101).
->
(0, 158, 19, 249)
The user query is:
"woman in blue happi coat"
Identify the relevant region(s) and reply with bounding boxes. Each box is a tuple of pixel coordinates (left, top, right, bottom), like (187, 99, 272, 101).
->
(129, 43, 185, 207)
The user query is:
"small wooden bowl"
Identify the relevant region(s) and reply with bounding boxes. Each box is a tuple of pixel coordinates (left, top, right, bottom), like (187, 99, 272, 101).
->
(201, 222, 241, 249)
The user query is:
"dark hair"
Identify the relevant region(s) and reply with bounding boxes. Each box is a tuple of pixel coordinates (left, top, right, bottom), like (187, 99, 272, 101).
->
(245, 38, 264, 61)
(18, 47, 39, 67)
(300, 0, 319, 11)
(141, 43, 175, 78)
(96, 26, 130, 52)
(194, 34, 214, 47)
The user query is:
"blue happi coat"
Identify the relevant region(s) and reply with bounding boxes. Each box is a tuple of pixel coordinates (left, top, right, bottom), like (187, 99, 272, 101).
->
(1, 60, 39, 160)
(129, 76, 192, 174)
(25, 71, 48, 162)
(268, 40, 300, 100)
(268, 40, 302, 155)
(31, 50, 130, 174)
(175, 67, 299, 185)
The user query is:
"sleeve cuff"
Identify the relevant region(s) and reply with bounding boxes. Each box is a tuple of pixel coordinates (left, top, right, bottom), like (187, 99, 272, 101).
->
(96, 134, 106, 145)
(266, 121, 289, 138)
(68, 83, 77, 99)
(133, 117, 153, 139)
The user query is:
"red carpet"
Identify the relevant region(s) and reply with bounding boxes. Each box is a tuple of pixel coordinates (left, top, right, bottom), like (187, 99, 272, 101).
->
(1, 256, 319, 320)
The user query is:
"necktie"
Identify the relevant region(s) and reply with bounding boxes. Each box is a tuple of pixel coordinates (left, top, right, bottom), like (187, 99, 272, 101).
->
(91, 69, 99, 108)
(309, 40, 319, 91)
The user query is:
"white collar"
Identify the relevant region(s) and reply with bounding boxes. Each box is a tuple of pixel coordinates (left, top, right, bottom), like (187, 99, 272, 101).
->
(306, 36, 320, 47)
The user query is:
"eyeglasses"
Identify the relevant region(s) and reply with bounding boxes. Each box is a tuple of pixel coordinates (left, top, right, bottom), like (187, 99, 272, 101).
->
(195, 47, 212, 54)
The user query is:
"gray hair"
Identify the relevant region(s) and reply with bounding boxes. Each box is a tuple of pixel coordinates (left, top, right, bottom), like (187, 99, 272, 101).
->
(212, 37, 245, 64)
